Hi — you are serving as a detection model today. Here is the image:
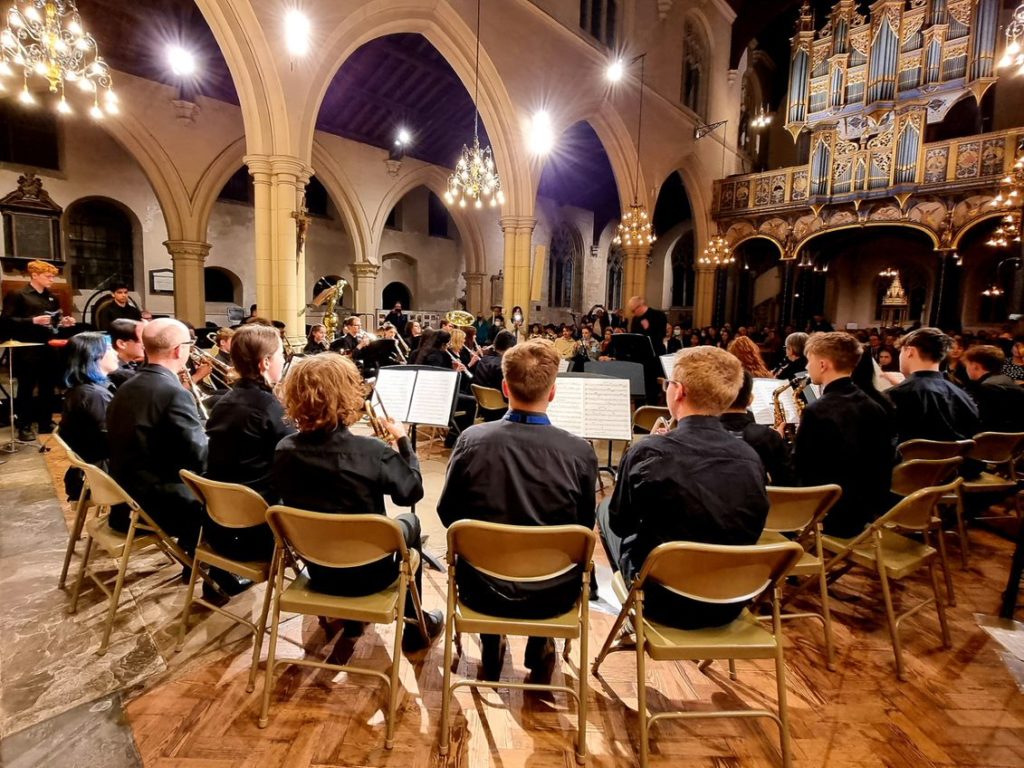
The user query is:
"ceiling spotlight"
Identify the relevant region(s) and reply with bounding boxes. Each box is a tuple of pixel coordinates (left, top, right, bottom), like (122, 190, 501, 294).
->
(167, 45, 196, 77)
(528, 110, 554, 156)
(606, 59, 624, 82)
(285, 10, 311, 57)
(395, 127, 411, 146)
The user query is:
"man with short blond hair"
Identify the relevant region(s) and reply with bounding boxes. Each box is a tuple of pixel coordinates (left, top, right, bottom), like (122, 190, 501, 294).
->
(598, 346, 769, 629)
(438, 338, 597, 680)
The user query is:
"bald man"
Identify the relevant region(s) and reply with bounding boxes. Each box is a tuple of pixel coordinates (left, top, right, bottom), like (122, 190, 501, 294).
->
(106, 319, 210, 571)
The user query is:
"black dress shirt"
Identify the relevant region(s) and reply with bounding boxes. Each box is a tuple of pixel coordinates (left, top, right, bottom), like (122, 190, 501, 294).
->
(794, 377, 894, 537)
(302, 340, 328, 355)
(273, 427, 422, 592)
(438, 412, 598, 618)
(107, 360, 139, 389)
(965, 373, 1024, 433)
(608, 415, 769, 626)
(95, 301, 142, 332)
(629, 307, 669, 356)
(60, 381, 114, 499)
(2, 284, 60, 342)
(775, 356, 807, 381)
(206, 379, 295, 502)
(473, 353, 504, 390)
(887, 370, 981, 445)
(720, 411, 794, 485)
(384, 310, 408, 336)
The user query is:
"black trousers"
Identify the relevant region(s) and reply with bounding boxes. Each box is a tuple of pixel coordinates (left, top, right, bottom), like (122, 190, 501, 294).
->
(13, 347, 59, 428)
(306, 512, 424, 620)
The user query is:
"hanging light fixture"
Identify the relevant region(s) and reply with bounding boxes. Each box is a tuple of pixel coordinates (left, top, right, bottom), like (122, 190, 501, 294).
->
(445, 0, 504, 210)
(0, 1, 114, 117)
(998, 3, 1024, 73)
(698, 234, 733, 266)
(612, 54, 655, 248)
(750, 104, 772, 130)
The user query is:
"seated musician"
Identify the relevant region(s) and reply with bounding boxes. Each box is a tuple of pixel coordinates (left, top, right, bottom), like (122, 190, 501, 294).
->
(774, 332, 808, 380)
(887, 327, 980, 445)
(474, 329, 515, 393)
(329, 315, 370, 358)
(213, 328, 234, 370)
(107, 319, 145, 388)
(437, 339, 598, 680)
(794, 332, 894, 537)
(272, 354, 443, 651)
(411, 328, 475, 445)
(963, 345, 1024, 432)
(597, 346, 769, 628)
(59, 332, 119, 499)
(302, 323, 329, 355)
(720, 371, 794, 485)
(204, 324, 296, 560)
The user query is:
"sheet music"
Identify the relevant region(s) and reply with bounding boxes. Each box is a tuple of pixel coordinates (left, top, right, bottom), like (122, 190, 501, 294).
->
(407, 369, 459, 427)
(373, 367, 415, 422)
(750, 378, 800, 425)
(660, 352, 679, 380)
(548, 377, 631, 441)
(557, 359, 570, 373)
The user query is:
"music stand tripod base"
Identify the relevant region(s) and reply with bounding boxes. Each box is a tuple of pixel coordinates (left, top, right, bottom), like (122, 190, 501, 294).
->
(0, 340, 45, 455)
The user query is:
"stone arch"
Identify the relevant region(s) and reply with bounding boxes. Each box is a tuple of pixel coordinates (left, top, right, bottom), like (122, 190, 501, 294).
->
(62, 196, 144, 293)
(372, 165, 486, 274)
(659, 153, 712, 256)
(310, 140, 373, 262)
(192, 137, 249, 242)
(730, 233, 785, 257)
(795, 221, 940, 257)
(204, 265, 243, 304)
(296, 0, 531, 214)
(951, 211, 1008, 249)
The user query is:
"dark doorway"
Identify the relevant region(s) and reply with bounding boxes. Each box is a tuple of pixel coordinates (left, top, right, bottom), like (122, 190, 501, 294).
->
(383, 281, 412, 310)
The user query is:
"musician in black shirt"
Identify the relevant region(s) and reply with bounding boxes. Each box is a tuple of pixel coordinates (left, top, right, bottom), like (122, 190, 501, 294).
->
(774, 332, 808, 380)
(720, 371, 794, 485)
(795, 332, 894, 537)
(107, 319, 145, 388)
(598, 346, 769, 628)
(627, 295, 668, 356)
(473, 329, 516, 392)
(94, 283, 142, 331)
(329, 315, 370, 357)
(438, 339, 598, 679)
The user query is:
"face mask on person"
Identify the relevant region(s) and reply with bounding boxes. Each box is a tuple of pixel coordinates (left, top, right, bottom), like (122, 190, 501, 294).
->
(673, 329, 682, 337)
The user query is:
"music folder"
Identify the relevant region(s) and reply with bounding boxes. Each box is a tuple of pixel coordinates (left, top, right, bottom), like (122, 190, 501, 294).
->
(660, 352, 679, 379)
(546, 374, 632, 441)
(372, 365, 459, 427)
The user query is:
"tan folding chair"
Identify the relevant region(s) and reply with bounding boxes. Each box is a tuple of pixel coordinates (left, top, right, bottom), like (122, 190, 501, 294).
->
(761, 484, 842, 670)
(891, 458, 962, 601)
(897, 438, 975, 461)
(632, 405, 671, 434)
(51, 429, 101, 590)
(592, 541, 804, 768)
(821, 479, 962, 680)
(178, 470, 275, 691)
(962, 432, 1024, 520)
(260, 507, 429, 747)
(439, 521, 596, 765)
(470, 384, 508, 419)
(66, 457, 192, 655)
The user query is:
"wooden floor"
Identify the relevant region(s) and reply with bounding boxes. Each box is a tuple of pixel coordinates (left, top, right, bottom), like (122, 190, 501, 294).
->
(36, 441, 1024, 767)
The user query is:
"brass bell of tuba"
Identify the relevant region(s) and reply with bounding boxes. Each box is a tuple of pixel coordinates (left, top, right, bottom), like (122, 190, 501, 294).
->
(310, 276, 350, 343)
(444, 309, 475, 329)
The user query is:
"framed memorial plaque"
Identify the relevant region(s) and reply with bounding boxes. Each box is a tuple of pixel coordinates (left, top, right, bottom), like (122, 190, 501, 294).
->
(1, 173, 63, 266)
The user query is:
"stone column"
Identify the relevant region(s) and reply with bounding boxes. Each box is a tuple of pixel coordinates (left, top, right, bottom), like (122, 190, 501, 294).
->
(463, 271, 487, 316)
(621, 242, 652, 307)
(244, 154, 312, 334)
(352, 262, 380, 315)
(693, 264, 717, 327)
(500, 216, 536, 322)
(163, 240, 210, 326)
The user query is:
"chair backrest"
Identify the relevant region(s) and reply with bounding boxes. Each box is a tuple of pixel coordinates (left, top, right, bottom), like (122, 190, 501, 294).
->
(266, 506, 407, 569)
(634, 541, 803, 605)
(50, 428, 86, 466)
(876, 478, 963, 533)
(470, 384, 507, 411)
(180, 469, 268, 529)
(967, 432, 1024, 466)
(62, 449, 139, 510)
(898, 438, 974, 461)
(765, 484, 842, 534)
(890, 457, 963, 497)
(632, 405, 670, 434)
(447, 520, 596, 582)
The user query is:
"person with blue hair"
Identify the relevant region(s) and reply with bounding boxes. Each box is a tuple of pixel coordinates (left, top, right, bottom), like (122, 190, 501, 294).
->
(59, 332, 119, 499)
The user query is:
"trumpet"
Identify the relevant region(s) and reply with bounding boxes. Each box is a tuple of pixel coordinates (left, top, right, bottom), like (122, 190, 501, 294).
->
(365, 396, 397, 443)
(650, 415, 677, 434)
(178, 366, 210, 421)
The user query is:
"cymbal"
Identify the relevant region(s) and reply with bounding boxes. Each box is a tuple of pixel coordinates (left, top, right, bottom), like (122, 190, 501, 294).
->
(0, 340, 45, 348)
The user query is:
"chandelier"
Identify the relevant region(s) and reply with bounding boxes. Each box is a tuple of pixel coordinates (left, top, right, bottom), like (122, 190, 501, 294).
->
(750, 105, 772, 130)
(998, 3, 1024, 73)
(987, 148, 1024, 246)
(445, 0, 503, 210)
(0, 0, 115, 116)
(614, 202, 654, 247)
(698, 234, 733, 266)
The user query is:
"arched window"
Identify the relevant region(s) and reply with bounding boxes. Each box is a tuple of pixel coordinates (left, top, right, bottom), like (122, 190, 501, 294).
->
(682, 20, 709, 119)
(204, 267, 241, 303)
(66, 199, 133, 290)
(671, 230, 696, 307)
(607, 245, 623, 309)
(548, 223, 583, 309)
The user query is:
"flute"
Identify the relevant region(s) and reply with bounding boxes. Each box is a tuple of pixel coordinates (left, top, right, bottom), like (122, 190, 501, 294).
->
(447, 348, 473, 380)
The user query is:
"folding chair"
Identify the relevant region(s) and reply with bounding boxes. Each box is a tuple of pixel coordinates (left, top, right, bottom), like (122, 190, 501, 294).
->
(962, 432, 1024, 520)
(592, 541, 803, 768)
(897, 438, 975, 462)
(51, 429, 101, 590)
(762, 484, 842, 670)
(891, 457, 963, 602)
(66, 457, 192, 655)
(821, 479, 962, 680)
(632, 405, 671, 435)
(470, 383, 508, 420)
(260, 507, 430, 747)
(439, 521, 596, 765)
(178, 470, 275, 692)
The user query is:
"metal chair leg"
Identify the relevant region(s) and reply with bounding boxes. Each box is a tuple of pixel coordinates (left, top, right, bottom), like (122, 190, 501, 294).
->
(59, 491, 90, 589)
(876, 559, 904, 681)
(99, 523, 138, 656)
(176, 552, 202, 652)
(258, 583, 283, 728)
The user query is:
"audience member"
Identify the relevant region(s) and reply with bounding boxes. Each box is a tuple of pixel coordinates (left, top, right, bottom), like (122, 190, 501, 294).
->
(963, 345, 1024, 432)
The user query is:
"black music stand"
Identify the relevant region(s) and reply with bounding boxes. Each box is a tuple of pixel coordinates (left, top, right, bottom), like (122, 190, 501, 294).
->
(607, 333, 660, 402)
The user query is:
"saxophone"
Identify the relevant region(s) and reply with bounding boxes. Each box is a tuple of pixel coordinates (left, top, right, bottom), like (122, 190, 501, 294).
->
(310, 277, 349, 343)
(771, 381, 790, 428)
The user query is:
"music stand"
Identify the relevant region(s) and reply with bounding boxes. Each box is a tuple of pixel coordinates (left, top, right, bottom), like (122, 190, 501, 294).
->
(607, 333, 659, 402)
(0, 340, 44, 455)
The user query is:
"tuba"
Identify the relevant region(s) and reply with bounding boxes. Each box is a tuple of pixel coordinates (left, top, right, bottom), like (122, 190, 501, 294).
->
(444, 309, 475, 329)
(311, 277, 349, 343)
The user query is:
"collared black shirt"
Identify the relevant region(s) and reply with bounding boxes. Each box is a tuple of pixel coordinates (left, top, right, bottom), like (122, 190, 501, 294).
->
(302, 340, 328, 355)
(775, 356, 807, 381)
(95, 301, 141, 332)
(206, 379, 296, 502)
(60, 381, 114, 464)
(384, 310, 407, 336)
(720, 411, 794, 485)
(1, 284, 60, 342)
(887, 370, 980, 445)
(629, 307, 669, 356)
(965, 373, 1024, 433)
(107, 360, 139, 389)
(794, 377, 894, 537)
(473, 353, 504, 390)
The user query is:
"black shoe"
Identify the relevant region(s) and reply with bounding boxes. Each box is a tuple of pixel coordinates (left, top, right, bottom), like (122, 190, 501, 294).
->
(589, 570, 599, 601)
(402, 609, 444, 653)
(201, 580, 231, 608)
(480, 634, 507, 681)
(342, 620, 368, 638)
(37, 421, 56, 434)
(17, 426, 36, 442)
(524, 637, 556, 681)
(208, 568, 253, 597)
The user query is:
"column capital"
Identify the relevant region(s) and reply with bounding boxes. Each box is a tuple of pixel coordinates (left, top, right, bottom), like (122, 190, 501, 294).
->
(352, 262, 380, 279)
(244, 154, 312, 183)
(244, 154, 273, 180)
(621, 242, 653, 259)
(499, 215, 536, 234)
(462, 271, 487, 282)
(163, 240, 211, 262)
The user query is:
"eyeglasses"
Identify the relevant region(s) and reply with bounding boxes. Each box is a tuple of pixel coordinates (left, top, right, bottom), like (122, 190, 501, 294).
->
(662, 379, 679, 392)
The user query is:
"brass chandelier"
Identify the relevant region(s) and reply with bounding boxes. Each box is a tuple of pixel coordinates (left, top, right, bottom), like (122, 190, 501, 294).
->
(0, 0, 115, 116)
(445, 0, 504, 210)
(699, 234, 733, 266)
(987, 149, 1024, 247)
(613, 53, 654, 247)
